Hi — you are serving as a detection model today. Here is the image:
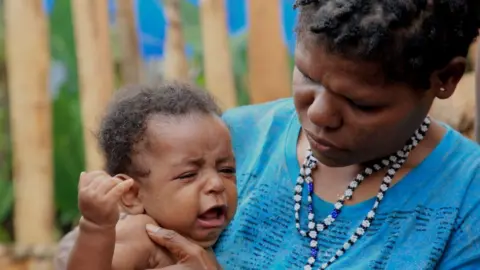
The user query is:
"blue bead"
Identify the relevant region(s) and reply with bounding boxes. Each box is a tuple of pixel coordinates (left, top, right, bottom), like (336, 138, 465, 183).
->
(331, 209, 339, 219)
(308, 183, 313, 192)
(308, 204, 313, 212)
(311, 248, 318, 257)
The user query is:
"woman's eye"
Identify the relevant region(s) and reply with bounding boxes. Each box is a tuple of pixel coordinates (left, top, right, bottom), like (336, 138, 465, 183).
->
(349, 100, 379, 112)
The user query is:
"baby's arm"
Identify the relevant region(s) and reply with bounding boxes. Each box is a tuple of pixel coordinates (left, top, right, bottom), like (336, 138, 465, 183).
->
(66, 171, 137, 270)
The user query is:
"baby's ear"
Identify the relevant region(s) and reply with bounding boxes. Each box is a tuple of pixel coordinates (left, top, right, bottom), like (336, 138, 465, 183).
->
(114, 174, 145, 215)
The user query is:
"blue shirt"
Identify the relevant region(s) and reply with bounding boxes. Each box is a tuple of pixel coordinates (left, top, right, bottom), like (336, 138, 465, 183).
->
(214, 98, 480, 269)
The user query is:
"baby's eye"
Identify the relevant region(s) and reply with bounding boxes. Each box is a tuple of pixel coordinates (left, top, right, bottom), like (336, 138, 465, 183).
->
(177, 172, 196, 180)
(219, 167, 236, 174)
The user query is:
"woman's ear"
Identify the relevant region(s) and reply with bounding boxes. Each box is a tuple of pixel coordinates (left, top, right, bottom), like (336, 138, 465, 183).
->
(114, 174, 145, 215)
(430, 56, 466, 100)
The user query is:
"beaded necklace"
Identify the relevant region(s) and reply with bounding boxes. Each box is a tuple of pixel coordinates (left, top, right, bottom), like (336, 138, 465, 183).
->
(294, 117, 431, 269)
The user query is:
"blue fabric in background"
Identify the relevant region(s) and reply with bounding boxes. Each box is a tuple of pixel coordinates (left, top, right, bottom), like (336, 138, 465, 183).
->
(43, 0, 298, 60)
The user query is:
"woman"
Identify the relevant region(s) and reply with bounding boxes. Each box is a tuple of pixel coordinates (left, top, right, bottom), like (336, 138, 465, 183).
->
(56, 0, 480, 269)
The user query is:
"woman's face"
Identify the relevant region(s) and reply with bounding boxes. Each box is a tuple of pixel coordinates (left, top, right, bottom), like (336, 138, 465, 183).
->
(293, 41, 436, 167)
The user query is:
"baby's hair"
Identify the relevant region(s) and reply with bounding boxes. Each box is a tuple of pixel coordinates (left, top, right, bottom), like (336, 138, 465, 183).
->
(98, 82, 221, 176)
(294, 0, 480, 89)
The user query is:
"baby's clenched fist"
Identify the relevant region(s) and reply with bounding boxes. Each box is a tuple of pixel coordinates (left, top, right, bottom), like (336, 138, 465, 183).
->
(78, 171, 134, 228)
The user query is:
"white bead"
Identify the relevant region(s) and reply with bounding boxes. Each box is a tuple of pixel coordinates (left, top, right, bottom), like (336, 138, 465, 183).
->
(384, 176, 392, 183)
(309, 230, 317, 238)
(325, 218, 332, 226)
(305, 167, 311, 175)
(373, 164, 381, 170)
(334, 202, 342, 209)
(380, 184, 388, 191)
(297, 177, 304, 184)
(294, 203, 301, 211)
(345, 189, 353, 197)
(300, 230, 307, 236)
(295, 185, 302, 193)
(296, 223, 300, 228)
(357, 174, 364, 181)
(392, 163, 401, 169)
(397, 150, 405, 157)
(305, 176, 313, 183)
(321, 263, 328, 269)
(362, 220, 371, 227)
(294, 195, 302, 202)
(308, 256, 315, 264)
(350, 181, 358, 188)
(367, 211, 375, 218)
(317, 224, 325, 231)
(389, 156, 397, 162)
(343, 242, 351, 250)
(329, 256, 336, 262)
(388, 169, 395, 175)
(373, 201, 379, 208)
(308, 213, 314, 220)
(295, 212, 299, 219)
(308, 196, 312, 202)
(365, 168, 373, 174)
(351, 235, 358, 242)
(300, 168, 305, 175)
(336, 250, 344, 256)
(310, 240, 318, 247)
(356, 227, 365, 235)
(382, 159, 389, 166)
(308, 222, 315, 229)
(377, 193, 384, 200)
(413, 140, 418, 146)
(304, 265, 312, 270)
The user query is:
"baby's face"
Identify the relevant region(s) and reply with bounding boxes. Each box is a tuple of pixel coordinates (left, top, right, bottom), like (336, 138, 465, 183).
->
(131, 113, 237, 248)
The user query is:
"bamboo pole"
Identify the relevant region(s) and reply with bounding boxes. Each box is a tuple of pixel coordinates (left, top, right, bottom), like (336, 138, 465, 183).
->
(116, 0, 143, 84)
(199, 0, 237, 109)
(475, 39, 480, 143)
(5, 0, 53, 268)
(71, 0, 115, 171)
(248, 0, 291, 104)
(163, 0, 190, 81)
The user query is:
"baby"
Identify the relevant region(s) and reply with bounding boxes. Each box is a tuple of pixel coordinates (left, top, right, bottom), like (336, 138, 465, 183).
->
(66, 82, 237, 270)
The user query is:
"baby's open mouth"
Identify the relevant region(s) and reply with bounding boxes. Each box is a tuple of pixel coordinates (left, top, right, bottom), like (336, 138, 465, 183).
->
(197, 205, 227, 229)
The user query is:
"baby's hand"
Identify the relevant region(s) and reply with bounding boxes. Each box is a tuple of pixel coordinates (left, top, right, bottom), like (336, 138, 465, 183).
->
(78, 171, 134, 228)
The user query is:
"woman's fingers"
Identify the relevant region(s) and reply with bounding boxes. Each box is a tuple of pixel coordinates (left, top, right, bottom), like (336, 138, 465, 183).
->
(145, 224, 216, 270)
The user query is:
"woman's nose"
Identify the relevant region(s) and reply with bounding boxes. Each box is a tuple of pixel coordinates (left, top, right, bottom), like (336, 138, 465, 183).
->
(307, 91, 342, 130)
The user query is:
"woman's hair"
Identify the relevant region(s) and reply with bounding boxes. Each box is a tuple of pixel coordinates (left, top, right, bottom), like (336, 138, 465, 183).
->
(294, 0, 480, 89)
(98, 82, 221, 176)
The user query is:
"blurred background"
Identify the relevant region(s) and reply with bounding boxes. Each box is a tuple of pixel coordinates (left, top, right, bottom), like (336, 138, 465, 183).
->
(0, 0, 477, 269)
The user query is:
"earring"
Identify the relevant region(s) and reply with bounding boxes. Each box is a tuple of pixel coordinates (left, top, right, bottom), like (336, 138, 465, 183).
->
(440, 87, 446, 92)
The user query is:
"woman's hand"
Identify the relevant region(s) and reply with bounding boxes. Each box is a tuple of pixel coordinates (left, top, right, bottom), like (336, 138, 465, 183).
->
(145, 224, 220, 270)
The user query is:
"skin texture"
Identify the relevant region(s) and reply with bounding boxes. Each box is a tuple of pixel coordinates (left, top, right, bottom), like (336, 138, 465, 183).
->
(66, 113, 237, 270)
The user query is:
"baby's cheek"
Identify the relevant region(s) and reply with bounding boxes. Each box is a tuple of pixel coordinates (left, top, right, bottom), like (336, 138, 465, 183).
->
(225, 182, 238, 221)
(145, 190, 199, 232)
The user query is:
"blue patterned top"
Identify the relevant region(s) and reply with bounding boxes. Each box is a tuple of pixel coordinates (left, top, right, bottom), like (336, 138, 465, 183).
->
(213, 98, 480, 270)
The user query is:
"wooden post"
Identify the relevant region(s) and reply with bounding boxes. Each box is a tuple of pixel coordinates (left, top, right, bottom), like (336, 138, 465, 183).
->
(248, 0, 291, 104)
(163, 0, 190, 81)
(199, 0, 237, 109)
(116, 0, 143, 84)
(5, 0, 54, 268)
(71, 0, 115, 171)
(475, 39, 480, 143)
